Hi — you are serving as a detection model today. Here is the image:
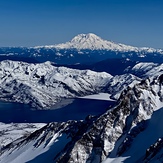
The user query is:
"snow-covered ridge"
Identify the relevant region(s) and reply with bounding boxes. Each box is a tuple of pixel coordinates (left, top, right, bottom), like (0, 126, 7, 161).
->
(105, 73, 141, 99)
(131, 62, 163, 79)
(34, 33, 163, 53)
(0, 60, 112, 109)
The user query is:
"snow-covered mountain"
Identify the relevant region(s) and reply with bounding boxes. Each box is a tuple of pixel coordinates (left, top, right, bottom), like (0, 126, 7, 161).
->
(43, 33, 138, 51)
(0, 60, 112, 109)
(35, 33, 162, 53)
(1, 69, 163, 162)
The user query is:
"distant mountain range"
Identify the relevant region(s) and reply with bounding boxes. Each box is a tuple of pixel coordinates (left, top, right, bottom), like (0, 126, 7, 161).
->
(0, 33, 163, 64)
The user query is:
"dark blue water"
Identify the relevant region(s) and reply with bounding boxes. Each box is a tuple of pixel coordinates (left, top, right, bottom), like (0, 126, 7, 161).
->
(0, 99, 115, 123)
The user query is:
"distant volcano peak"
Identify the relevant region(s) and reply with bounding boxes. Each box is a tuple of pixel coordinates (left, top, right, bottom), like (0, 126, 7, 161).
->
(53, 33, 138, 51)
(35, 33, 161, 53)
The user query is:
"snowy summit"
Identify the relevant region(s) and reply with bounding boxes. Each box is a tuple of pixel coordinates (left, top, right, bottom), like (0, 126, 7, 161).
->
(41, 33, 138, 51)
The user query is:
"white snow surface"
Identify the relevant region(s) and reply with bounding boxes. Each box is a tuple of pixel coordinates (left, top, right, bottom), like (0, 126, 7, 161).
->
(132, 62, 163, 80)
(125, 107, 163, 162)
(102, 80, 163, 163)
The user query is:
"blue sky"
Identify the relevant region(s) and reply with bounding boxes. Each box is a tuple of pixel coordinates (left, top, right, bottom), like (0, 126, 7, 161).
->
(0, 0, 163, 48)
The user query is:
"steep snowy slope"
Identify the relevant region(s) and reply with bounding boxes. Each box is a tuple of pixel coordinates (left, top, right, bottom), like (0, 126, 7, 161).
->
(0, 123, 46, 147)
(0, 60, 112, 109)
(131, 62, 163, 80)
(131, 62, 159, 77)
(143, 63, 163, 79)
(1, 72, 163, 162)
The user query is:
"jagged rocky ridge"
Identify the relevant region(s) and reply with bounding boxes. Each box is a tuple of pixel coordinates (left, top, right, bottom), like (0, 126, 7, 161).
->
(0, 60, 112, 109)
(1, 72, 163, 162)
